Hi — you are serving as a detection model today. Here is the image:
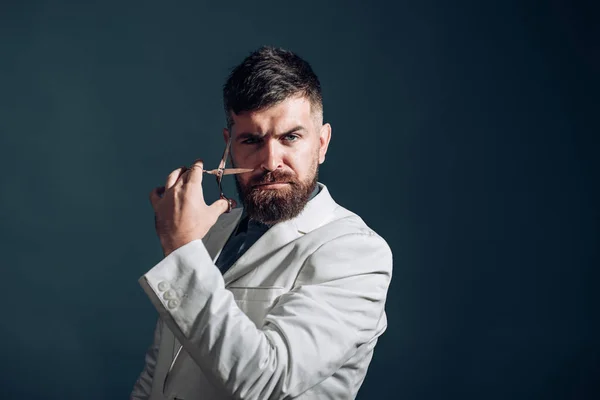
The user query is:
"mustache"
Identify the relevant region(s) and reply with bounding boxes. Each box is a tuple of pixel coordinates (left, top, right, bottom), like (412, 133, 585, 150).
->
(250, 170, 297, 186)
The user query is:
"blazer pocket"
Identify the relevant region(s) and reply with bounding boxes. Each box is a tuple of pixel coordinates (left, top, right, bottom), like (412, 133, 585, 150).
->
(227, 286, 286, 326)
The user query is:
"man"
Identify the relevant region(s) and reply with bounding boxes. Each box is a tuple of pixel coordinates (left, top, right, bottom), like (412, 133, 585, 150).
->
(131, 46, 393, 400)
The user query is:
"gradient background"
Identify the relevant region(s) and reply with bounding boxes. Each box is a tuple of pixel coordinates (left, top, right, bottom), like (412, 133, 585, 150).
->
(1, 0, 598, 399)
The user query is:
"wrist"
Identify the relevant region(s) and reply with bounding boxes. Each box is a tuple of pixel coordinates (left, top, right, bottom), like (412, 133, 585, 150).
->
(159, 236, 177, 257)
(159, 234, 200, 257)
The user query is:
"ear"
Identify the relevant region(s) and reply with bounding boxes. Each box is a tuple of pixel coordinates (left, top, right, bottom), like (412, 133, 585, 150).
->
(318, 123, 332, 164)
(223, 127, 230, 143)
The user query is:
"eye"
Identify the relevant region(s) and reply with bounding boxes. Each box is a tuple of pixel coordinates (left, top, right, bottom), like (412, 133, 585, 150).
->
(242, 136, 261, 145)
(282, 133, 300, 142)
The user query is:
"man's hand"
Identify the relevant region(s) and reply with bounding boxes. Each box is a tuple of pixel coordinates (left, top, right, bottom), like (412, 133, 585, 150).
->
(149, 160, 230, 257)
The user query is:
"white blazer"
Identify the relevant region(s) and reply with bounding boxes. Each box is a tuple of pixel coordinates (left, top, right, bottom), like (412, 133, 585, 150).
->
(131, 183, 393, 400)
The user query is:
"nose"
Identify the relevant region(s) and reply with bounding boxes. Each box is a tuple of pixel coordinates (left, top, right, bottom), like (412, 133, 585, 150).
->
(259, 139, 283, 172)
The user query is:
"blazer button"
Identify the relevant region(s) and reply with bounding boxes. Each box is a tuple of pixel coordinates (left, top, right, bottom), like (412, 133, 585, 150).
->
(158, 281, 170, 291)
(167, 299, 179, 309)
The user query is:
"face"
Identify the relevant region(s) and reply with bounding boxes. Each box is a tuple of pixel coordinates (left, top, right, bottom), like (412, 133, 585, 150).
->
(224, 95, 331, 225)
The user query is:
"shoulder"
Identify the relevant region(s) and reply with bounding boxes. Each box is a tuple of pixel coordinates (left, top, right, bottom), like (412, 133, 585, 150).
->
(296, 202, 393, 283)
(298, 183, 390, 246)
(311, 202, 391, 252)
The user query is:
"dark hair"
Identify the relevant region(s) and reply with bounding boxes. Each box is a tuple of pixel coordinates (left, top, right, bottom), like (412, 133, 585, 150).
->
(223, 46, 323, 128)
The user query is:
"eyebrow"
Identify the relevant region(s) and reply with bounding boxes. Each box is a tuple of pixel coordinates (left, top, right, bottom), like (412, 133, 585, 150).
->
(236, 126, 307, 140)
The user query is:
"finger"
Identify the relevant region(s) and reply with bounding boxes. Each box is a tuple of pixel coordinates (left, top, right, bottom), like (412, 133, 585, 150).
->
(149, 186, 164, 209)
(186, 159, 204, 184)
(166, 166, 186, 189)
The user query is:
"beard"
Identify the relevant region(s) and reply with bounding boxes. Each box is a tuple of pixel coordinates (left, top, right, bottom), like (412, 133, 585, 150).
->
(235, 164, 319, 226)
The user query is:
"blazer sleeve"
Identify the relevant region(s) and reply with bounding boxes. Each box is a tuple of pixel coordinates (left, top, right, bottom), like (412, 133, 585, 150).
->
(139, 232, 393, 400)
(130, 319, 162, 400)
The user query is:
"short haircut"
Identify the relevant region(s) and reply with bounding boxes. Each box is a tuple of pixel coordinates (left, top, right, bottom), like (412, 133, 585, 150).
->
(223, 46, 323, 129)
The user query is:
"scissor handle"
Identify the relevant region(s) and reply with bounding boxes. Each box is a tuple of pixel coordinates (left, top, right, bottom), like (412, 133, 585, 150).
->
(219, 195, 235, 213)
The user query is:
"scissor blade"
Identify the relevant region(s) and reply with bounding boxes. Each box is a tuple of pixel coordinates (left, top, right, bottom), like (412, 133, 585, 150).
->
(203, 168, 253, 175)
(218, 137, 232, 170)
(222, 168, 253, 175)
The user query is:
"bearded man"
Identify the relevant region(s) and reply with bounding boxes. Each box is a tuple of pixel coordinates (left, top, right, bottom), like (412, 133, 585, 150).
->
(131, 46, 393, 400)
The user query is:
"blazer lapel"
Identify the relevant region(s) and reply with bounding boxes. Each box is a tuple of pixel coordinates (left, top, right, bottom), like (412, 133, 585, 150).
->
(223, 220, 301, 285)
(202, 208, 243, 262)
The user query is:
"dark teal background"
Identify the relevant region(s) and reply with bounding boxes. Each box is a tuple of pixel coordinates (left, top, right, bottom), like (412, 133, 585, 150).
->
(1, 0, 598, 399)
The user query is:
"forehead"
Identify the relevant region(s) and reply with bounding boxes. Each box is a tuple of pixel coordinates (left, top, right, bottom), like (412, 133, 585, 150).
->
(230, 96, 315, 134)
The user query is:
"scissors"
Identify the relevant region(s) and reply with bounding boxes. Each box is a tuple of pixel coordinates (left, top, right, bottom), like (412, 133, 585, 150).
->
(198, 136, 253, 213)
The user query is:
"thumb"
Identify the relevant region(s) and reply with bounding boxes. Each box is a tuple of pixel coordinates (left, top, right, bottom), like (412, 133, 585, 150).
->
(210, 198, 236, 215)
